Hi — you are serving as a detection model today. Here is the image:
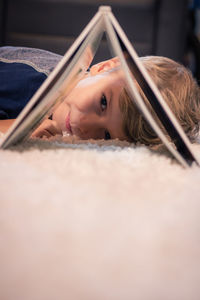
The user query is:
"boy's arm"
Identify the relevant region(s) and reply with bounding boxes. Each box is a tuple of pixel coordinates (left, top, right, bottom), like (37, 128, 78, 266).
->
(0, 119, 62, 139)
(0, 119, 15, 133)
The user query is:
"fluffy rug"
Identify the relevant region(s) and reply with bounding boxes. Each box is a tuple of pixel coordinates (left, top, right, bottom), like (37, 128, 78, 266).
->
(1, 133, 200, 300)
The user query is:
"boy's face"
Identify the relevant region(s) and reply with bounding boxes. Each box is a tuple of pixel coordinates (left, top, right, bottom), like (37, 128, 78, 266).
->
(52, 58, 127, 140)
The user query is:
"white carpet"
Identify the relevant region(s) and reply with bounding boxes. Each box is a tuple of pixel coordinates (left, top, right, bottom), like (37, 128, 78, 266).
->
(1, 133, 200, 300)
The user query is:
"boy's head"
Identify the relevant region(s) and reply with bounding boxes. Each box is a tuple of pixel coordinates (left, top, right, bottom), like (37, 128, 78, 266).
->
(120, 56, 200, 145)
(50, 56, 200, 144)
(52, 57, 127, 140)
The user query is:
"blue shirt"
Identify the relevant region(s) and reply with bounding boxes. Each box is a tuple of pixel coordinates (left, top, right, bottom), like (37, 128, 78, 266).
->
(0, 46, 62, 119)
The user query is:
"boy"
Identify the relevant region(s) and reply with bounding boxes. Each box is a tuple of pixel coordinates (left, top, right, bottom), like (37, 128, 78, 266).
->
(0, 47, 200, 145)
(32, 55, 200, 146)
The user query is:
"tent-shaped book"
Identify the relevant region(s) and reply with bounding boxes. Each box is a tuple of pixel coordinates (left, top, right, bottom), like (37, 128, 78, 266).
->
(0, 6, 199, 168)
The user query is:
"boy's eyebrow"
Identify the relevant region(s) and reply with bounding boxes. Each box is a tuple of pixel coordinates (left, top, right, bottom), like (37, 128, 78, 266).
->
(108, 88, 127, 141)
(107, 89, 113, 139)
(108, 89, 113, 114)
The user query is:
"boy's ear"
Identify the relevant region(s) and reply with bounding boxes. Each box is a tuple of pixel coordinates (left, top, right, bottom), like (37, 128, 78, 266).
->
(90, 57, 120, 75)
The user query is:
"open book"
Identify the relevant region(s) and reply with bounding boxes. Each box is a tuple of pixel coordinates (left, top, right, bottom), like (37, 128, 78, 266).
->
(0, 6, 199, 168)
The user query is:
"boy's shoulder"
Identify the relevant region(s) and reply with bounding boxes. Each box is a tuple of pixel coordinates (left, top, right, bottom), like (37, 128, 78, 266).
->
(0, 46, 63, 75)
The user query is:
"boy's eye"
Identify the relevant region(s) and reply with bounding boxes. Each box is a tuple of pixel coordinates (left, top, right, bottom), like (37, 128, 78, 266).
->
(100, 94, 107, 111)
(105, 130, 111, 140)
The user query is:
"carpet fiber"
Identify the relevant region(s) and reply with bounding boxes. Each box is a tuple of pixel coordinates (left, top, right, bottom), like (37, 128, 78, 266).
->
(1, 133, 200, 300)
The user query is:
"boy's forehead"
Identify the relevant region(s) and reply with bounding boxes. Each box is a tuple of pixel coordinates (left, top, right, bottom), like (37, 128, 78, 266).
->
(102, 70, 125, 89)
(77, 70, 124, 92)
(76, 73, 104, 87)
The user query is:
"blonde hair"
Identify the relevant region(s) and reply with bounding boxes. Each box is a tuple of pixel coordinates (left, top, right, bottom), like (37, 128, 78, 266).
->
(119, 56, 200, 145)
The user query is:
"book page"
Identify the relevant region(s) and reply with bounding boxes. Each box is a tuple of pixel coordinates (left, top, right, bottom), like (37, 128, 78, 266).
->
(0, 9, 104, 149)
(104, 9, 199, 167)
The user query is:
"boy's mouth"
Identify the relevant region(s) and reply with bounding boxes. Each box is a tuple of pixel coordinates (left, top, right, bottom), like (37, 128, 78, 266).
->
(65, 113, 72, 134)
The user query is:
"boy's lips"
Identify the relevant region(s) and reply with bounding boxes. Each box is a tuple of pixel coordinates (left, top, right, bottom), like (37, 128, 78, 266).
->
(66, 113, 72, 134)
